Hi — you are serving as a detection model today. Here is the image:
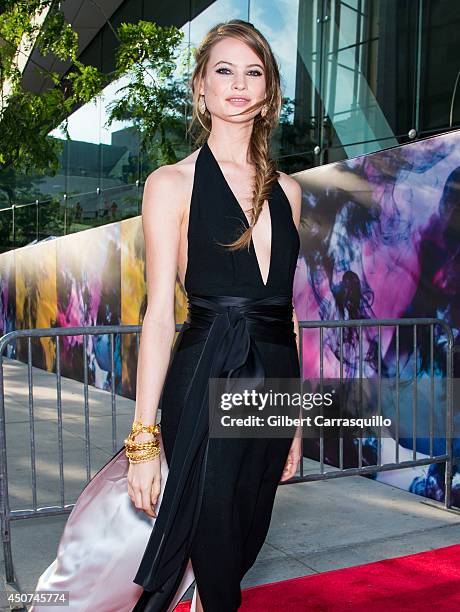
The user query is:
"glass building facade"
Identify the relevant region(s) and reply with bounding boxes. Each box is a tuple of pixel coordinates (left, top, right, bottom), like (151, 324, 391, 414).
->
(1, 0, 459, 252)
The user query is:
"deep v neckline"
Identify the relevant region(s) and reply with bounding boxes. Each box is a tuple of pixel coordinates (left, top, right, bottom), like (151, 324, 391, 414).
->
(204, 140, 273, 287)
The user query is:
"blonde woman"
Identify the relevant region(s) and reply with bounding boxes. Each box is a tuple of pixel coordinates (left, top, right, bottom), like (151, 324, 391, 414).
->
(31, 19, 302, 612)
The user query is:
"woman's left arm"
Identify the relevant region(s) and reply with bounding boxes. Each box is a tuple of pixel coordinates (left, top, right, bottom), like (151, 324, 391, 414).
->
(278, 170, 302, 360)
(278, 173, 303, 481)
(291, 304, 303, 438)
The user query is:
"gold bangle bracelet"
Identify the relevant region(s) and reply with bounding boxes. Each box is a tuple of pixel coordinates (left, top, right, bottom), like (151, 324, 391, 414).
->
(124, 419, 161, 463)
(124, 440, 160, 451)
(130, 420, 160, 436)
(126, 446, 161, 463)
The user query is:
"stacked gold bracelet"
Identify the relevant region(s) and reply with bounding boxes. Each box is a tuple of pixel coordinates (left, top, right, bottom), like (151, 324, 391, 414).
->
(124, 420, 161, 464)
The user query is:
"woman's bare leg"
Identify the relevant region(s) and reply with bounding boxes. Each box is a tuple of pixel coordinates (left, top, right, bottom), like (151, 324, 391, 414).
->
(189, 559, 204, 612)
(195, 585, 204, 612)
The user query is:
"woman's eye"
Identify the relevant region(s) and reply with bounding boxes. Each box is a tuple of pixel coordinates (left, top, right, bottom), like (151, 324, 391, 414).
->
(216, 68, 263, 77)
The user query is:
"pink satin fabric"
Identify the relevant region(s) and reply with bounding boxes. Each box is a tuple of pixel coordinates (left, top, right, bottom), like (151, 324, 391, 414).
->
(29, 434, 195, 611)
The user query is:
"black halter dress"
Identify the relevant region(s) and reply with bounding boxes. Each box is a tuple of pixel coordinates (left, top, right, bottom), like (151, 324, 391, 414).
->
(132, 140, 301, 611)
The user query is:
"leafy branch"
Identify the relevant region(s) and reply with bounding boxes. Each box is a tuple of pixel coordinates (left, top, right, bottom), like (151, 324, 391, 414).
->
(0, 1, 188, 201)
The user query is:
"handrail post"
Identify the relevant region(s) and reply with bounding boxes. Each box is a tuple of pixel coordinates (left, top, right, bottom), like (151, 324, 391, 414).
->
(0, 351, 15, 584)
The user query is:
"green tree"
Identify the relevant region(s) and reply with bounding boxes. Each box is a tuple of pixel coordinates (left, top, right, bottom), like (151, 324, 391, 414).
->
(0, 2, 187, 200)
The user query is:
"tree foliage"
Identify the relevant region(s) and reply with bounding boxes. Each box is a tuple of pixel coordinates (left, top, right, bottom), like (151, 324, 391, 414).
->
(0, 1, 187, 199)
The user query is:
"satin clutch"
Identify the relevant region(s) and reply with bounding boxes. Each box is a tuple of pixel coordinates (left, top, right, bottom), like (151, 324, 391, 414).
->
(29, 433, 195, 611)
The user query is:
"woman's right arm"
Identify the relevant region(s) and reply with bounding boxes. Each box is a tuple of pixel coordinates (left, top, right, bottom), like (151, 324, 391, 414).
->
(127, 165, 185, 518)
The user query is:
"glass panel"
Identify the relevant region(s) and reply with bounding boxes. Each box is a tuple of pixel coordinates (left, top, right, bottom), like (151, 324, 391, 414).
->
(100, 76, 141, 190)
(65, 192, 98, 234)
(13, 203, 38, 248)
(12, 174, 44, 206)
(277, 146, 319, 175)
(319, 0, 418, 159)
(37, 197, 65, 240)
(0, 207, 14, 253)
(102, 184, 140, 223)
(49, 51, 102, 201)
(420, 1, 460, 133)
(64, 98, 102, 197)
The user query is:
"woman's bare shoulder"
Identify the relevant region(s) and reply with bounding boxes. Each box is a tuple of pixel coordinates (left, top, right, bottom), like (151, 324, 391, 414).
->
(145, 147, 201, 191)
(142, 147, 203, 215)
(276, 171, 302, 228)
(277, 170, 302, 199)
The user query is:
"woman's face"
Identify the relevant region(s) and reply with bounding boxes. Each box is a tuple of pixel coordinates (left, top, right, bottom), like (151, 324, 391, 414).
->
(199, 37, 266, 123)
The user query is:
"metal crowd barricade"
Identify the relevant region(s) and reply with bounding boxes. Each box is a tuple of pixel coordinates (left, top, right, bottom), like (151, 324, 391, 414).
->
(288, 317, 456, 514)
(0, 317, 456, 589)
(0, 324, 143, 588)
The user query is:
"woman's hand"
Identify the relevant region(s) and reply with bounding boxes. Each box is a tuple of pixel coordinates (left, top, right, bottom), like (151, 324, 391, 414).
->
(127, 434, 162, 517)
(280, 435, 302, 482)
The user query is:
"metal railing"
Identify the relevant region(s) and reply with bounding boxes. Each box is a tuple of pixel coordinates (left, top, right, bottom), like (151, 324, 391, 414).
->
(0, 317, 456, 588)
(0, 182, 142, 252)
(289, 318, 456, 505)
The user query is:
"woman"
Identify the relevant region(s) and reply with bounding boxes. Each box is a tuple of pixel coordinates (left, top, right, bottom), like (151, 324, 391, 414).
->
(31, 19, 302, 612)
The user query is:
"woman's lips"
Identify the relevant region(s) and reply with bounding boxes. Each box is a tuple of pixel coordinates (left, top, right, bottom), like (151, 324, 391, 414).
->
(226, 98, 250, 107)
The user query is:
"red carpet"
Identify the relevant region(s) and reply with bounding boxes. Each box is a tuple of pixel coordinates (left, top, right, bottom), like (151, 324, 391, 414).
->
(176, 543, 460, 611)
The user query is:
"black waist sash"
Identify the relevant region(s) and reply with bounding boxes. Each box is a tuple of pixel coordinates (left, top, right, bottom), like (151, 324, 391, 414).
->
(132, 293, 295, 610)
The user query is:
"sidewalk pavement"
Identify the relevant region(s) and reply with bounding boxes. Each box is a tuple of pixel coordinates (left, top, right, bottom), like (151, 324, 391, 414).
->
(1, 356, 460, 610)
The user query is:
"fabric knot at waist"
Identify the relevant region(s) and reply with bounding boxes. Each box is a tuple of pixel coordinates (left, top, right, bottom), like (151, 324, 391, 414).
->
(184, 293, 295, 393)
(133, 293, 296, 608)
(185, 293, 295, 342)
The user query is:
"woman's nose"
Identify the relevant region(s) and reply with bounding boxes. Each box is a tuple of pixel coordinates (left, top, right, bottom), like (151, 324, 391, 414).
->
(232, 74, 247, 90)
